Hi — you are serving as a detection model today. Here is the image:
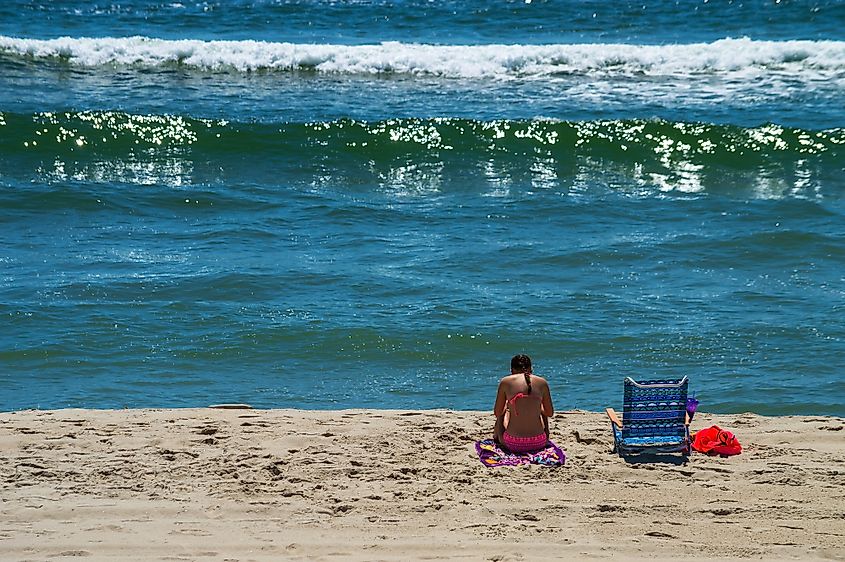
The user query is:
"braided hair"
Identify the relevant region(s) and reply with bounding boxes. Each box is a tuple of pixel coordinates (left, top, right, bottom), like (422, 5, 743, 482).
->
(511, 354, 533, 394)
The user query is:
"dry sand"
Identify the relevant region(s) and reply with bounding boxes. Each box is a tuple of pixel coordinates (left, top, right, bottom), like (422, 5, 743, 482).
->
(1, 408, 843, 561)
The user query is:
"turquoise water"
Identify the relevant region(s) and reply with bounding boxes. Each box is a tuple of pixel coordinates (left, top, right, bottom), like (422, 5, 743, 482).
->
(1, 1, 843, 415)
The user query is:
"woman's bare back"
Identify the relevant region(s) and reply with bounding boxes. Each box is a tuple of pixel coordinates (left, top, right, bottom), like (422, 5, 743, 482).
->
(495, 373, 553, 438)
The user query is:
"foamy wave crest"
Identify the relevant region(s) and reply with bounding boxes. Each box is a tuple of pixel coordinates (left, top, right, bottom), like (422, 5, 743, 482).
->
(1, 35, 844, 78)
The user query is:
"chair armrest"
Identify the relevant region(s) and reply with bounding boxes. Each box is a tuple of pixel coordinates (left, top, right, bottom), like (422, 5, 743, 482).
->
(605, 408, 623, 429)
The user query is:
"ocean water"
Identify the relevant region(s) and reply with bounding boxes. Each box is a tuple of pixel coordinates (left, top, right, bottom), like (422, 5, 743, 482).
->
(1, 1, 843, 415)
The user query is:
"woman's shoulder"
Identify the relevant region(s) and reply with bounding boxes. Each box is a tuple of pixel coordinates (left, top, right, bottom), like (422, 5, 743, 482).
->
(530, 374, 550, 387)
(498, 373, 523, 392)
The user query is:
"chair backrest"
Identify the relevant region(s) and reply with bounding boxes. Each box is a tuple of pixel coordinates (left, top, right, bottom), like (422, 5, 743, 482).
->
(621, 377, 688, 440)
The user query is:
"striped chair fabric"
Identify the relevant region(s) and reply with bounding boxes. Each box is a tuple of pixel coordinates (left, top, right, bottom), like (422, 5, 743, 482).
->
(611, 377, 690, 455)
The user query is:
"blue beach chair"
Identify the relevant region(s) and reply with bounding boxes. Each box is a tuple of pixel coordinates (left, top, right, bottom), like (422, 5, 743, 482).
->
(605, 377, 691, 457)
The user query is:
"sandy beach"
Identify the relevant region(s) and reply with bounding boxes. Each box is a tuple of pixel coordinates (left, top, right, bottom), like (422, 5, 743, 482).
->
(1, 408, 843, 561)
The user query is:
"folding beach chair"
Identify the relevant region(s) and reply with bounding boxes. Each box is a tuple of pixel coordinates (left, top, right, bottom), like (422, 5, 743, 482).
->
(605, 377, 691, 456)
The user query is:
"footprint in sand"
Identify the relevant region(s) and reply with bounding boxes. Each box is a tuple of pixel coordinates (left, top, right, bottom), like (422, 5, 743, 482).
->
(84, 524, 124, 533)
(594, 504, 624, 514)
(705, 508, 737, 516)
(170, 528, 212, 537)
(644, 531, 677, 539)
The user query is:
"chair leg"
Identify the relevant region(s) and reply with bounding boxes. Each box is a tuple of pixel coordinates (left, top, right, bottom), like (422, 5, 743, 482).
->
(610, 423, 619, 455)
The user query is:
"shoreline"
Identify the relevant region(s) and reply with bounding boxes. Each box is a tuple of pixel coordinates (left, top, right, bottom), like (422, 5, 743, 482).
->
(6, 405, 841, 416)
(2, 408, 843, 561)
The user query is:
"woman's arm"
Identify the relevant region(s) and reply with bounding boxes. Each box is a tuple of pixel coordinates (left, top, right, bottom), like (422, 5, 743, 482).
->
(493, 378, 507, 417)
(541, 378, 554, 418)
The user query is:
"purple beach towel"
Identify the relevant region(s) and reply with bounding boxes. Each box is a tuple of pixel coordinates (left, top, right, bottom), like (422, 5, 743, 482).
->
(474, 438, 566, 467)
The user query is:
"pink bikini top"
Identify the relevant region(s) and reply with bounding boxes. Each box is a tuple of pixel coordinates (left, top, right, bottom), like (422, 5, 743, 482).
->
(507, 392, 541, 416)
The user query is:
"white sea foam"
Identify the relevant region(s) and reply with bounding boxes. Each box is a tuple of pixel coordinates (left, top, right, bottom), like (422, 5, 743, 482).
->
(1, 35, 844, 79)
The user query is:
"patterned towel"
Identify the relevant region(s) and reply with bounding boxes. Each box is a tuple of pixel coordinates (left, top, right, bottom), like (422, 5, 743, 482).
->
(474, 439, 566, 467)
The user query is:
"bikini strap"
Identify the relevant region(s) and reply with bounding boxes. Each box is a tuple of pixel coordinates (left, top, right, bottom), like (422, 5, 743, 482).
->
(508, 391, 540, 416)
(508, 392, 524, 416)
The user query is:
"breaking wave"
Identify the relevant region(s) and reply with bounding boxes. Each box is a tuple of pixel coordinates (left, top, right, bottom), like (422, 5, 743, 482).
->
(1, 111, 842, 199)
(2, 35, 844, 80)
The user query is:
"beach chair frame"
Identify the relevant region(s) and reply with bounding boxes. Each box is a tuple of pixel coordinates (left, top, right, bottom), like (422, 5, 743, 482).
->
(605, 377, 691, 457)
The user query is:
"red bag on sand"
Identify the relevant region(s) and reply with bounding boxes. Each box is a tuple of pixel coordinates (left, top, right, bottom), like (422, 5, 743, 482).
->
(692, 425, 742, 456)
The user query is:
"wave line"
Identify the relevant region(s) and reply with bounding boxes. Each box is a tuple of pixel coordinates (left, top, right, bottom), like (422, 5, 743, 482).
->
(2, 36, 844, 78)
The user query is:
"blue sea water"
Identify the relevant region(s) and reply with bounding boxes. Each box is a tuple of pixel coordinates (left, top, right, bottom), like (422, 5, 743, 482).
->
(0, 0, 843, 415)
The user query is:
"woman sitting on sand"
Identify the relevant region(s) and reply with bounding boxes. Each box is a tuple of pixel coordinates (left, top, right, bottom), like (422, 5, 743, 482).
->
(493, 354, 555, 453)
